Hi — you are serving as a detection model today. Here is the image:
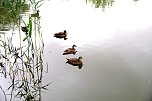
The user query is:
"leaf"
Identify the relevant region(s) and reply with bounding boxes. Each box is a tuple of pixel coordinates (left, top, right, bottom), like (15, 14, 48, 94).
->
(28, 17, 32, 37)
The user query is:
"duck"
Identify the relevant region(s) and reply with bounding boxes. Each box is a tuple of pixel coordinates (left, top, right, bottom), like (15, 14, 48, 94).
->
(31, 10, 39, 17)
(63, 45, 77, 55)
(21, 26, 28, 33)
(66, 56, 83, 69)
(54, 30, 68, 40)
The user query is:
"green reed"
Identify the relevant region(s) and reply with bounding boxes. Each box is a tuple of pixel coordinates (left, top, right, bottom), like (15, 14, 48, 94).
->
(0, 0, 49, 101)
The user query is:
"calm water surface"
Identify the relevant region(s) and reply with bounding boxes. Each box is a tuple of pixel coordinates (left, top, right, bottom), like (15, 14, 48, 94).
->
(40, 0, 152, 101)
(1, 0, 152, 101)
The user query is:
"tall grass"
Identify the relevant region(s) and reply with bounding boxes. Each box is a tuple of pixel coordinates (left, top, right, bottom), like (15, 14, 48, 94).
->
(0, 0, 49, 101)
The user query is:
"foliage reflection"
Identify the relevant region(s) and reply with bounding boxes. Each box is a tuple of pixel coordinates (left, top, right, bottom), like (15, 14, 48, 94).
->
(0, 0, 29, 30)
(86, 0, 139, 8)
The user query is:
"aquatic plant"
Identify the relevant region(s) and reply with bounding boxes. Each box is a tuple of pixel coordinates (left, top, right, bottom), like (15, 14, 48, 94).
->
(0, 0, 49, 101)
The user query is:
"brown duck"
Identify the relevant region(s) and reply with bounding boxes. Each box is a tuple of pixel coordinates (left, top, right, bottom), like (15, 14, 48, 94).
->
(54, 30, 68, 40)
(63, 45, 77, 55)
(31, 10, 39, 17)
(66, 56, 83, 69)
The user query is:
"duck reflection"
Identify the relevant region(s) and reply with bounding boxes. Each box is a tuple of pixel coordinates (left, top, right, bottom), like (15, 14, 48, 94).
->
(66, 56, 83, 69)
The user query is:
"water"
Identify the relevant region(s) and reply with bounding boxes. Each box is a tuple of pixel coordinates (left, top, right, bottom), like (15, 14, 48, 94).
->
(1, 0, 152, 101)
(39, 0, 152, 101)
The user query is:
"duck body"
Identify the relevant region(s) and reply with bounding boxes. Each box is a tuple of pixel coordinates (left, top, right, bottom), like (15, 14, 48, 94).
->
(54, 30, 68, 40)
(63, 45, 77, 55)
(66, 56, 83, 68)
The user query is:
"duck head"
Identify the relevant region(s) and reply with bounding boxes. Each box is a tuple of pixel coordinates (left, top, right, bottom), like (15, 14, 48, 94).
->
(78, 56, 83, 60)
(72, 44, 77, 48)
(64, 30, 67, 34)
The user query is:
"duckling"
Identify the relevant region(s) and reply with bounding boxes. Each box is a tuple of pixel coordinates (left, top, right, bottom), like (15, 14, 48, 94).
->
(63, 45, 77, 55)
(21, 26, 28, 33)
(54, 30, 68, 40)
(31, 10, 39, 17)
(66, 56, 83, 68)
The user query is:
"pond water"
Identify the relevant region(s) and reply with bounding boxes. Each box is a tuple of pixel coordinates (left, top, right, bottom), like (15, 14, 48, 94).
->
(39, 0, 152, 101)
(1, 0, 152, 101)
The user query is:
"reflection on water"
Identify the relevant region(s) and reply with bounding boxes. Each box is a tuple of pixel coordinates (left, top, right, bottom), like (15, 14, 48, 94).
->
(86, 0, 115, 8)
(40, 0, 152, 101)
(0, 0, 29, 31)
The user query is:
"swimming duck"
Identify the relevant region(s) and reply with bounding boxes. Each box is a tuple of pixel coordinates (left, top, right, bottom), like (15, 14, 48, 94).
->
(66, 56, 83, 68)
(54, 30, 68, 40)
(31, 10, 39, 17)
(63, 45, 77, 55)
(21, 26, 28, 33)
